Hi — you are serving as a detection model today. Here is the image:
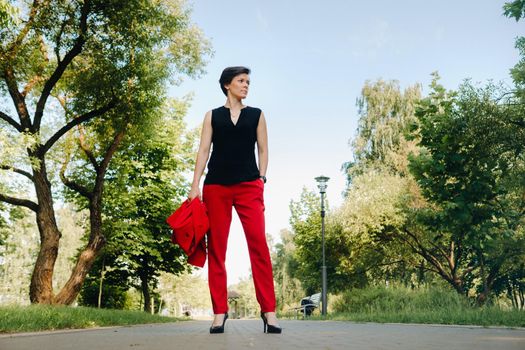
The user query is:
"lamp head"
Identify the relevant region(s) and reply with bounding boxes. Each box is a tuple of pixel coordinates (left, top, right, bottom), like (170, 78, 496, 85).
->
(315, 175, 330, 193)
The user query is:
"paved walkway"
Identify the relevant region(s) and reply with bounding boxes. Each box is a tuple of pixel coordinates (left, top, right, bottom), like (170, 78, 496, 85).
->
(1, 320, 524, 350)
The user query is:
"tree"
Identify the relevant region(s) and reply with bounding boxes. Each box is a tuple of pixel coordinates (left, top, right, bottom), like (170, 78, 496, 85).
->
(272, 228, 303, 310)
(156, 271, 211, 316)
(0, 203, 88, 304)
(0, 206, 38, 304)
(0, 0, 210, 304)
(289, 188, 354, 295)
(230, 276, 259, 318)
(504, 1, 525, 127)
(0, 0, 18, 28)
(288, 188, 323, 295)
(503, 0, 525, 21)
(334, 169, 426, 288)
(0, 203, 7, 248)
(346, 79, 421, 182)
(78, 97, 198, 312)
(337, 79, 427, 288)
(407, 77, 525, 303)
(52, 205, 85, 291)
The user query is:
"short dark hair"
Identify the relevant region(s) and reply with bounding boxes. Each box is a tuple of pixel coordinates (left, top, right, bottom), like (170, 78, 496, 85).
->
(219, 66, 251, 96)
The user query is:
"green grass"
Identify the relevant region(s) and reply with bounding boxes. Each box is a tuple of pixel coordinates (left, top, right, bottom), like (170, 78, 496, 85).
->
(0, 304, 184, 334)
(286, 286, 525, 328)
(318, 307, 525, 327)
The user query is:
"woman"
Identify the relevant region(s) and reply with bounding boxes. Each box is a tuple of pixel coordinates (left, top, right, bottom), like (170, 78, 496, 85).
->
(188, 66, 282, 334)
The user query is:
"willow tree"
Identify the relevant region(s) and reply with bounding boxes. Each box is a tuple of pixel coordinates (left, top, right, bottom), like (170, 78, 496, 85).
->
(348, 80, 422, 177)
(0, 0, 210, 304)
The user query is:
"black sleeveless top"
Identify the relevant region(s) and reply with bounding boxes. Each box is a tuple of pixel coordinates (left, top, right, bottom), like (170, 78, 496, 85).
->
(204, 106, 262, 185)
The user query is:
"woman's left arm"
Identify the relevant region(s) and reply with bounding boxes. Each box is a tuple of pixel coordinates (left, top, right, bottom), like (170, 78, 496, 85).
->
(256, 111, 269, 178)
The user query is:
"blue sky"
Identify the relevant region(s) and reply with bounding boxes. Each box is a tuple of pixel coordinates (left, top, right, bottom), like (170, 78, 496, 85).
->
(172, 0, 524, 284)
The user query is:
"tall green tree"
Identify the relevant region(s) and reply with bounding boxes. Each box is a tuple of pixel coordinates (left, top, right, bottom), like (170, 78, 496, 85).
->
(0, 0, 210, 304)
(337, 79, 426, 287)
(288, 188, 323, 295)
(272, 228, 303, 310)
(78, 98, 197, 312)
(289, 188, 354, 295)
(407, 77, 525, 303)
(499, 1, 525, 308)
(345, 79, 421, 182)
(334, 169, 425, 288)
(287, 81, 425, 297)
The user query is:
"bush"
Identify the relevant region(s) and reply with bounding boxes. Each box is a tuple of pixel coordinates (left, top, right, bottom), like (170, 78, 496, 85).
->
(79, 284, 131, 310)
(328, 285, 524, 327)
(333, 284, 469, 313)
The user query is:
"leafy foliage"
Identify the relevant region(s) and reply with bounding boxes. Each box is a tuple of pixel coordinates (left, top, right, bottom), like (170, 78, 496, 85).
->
(274, 2, 525, 309)
(0, 0, 211, 304)
(407, 77, 525, 302)
(156, 271, 211, 316)
(78, 98, 198, 309)
(288, 188, 355, 295)
(272, 228, 304, 310)
(348, 80, 421, 179)
(0, 207, 38, 304)
(503, 0, 525, 21)
(0, 0, 18, 31)
(79, 283, 131, 309)
(334, 169, 422, 287)
(285, 80, 427, 300)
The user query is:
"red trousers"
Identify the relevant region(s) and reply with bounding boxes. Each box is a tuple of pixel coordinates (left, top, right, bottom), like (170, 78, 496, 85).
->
(203, 179, 276, 314)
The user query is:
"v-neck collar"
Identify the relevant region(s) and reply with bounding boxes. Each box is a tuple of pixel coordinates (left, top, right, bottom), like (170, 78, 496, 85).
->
(224, 106, 248, 127)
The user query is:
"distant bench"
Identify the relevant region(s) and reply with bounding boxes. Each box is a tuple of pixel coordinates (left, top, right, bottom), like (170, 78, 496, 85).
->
(290, 292, 321, 319)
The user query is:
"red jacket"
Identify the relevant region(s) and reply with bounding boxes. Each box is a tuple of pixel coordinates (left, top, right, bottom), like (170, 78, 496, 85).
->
(166, 197, 208, 267)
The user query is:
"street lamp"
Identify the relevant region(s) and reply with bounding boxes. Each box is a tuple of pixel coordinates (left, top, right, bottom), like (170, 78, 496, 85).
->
(315, 175, 329, 316)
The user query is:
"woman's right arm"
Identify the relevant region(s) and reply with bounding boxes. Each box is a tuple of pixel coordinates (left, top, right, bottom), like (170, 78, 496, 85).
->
(188, 111, 213, 200)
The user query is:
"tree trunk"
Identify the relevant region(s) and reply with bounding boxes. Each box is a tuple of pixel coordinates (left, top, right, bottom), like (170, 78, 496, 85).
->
(29, 160, 61, 304)
(141, 274, 151, 313)
(509, 286, 517, 309)
(476, 251, 490, 305)
(98, 256, 105, 308)
(53, 198, 106, 304)
(52, 236, 105, 304)
(449, 276, 465, 295)
(53, 129, 125, 305)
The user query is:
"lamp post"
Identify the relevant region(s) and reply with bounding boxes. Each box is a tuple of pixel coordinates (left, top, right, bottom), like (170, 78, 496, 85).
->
(315, 175, 329, 316)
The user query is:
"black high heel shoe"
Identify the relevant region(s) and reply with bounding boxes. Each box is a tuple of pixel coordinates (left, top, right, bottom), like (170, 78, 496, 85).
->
(260, 312, 282, 334)
(209, 313, 228, 334)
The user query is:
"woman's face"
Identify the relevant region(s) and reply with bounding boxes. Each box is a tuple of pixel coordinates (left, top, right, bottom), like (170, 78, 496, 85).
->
(225, 73, 250, 100)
